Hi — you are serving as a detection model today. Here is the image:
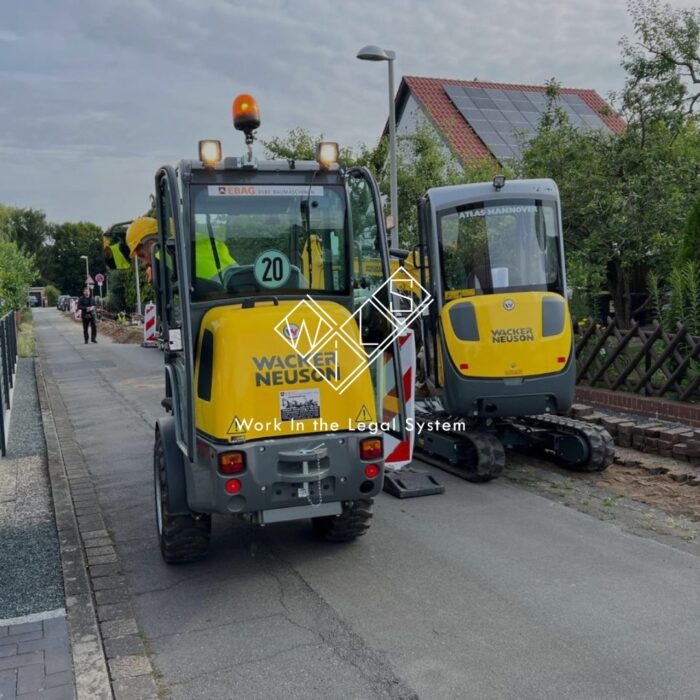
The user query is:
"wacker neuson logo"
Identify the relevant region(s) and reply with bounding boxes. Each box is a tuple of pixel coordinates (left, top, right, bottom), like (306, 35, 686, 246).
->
(272, 269, 432, 394)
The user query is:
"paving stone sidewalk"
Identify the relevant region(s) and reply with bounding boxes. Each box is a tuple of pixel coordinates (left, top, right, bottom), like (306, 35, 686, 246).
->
(0, 615, 73, 699)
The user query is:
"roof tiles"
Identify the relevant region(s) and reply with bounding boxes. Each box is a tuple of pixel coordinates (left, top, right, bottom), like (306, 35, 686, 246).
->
(398, 76, 625, 165)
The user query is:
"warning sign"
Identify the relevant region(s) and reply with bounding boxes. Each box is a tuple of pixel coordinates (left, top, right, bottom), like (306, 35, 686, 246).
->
(227, 416, 246, 435)
(280, 389, 320, 422)
(355, 404, 373, 422)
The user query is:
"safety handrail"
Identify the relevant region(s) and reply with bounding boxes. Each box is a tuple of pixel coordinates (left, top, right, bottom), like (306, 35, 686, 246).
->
(0, 311, 18, 457)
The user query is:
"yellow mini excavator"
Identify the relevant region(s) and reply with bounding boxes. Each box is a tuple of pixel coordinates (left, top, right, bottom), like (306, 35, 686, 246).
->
(410, 176, 613, 481)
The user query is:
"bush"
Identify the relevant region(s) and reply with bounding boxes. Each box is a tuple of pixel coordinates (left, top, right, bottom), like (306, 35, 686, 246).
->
(44, 284, 60, 306)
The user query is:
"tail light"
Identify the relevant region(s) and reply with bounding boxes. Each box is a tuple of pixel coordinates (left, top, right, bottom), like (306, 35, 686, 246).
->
(219, 451, 245, 474)
(364, 464, 380, 479)
(225, 478, 242, 494)
(360, 437, 382, 460)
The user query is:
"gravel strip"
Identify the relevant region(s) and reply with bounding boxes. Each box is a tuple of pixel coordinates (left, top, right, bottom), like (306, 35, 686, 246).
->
(6, 358, 46, 459)
(0, 358, 64, 619)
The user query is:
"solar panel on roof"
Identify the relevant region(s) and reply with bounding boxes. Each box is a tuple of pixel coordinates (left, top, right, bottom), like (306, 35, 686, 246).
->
(444, 85, 612, 162)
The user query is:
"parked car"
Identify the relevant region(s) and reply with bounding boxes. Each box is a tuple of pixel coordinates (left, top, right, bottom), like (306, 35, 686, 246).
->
(27, 294, 40, 307)
(57, 295, 70, 310)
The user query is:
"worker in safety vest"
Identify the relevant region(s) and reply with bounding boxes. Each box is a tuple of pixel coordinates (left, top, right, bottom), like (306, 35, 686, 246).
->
(102, 235, 131, 270)
(126, 217, 235, 283)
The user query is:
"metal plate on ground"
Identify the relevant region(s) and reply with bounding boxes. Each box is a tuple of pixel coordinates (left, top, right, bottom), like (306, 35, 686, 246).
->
(383, 467, 445, 498)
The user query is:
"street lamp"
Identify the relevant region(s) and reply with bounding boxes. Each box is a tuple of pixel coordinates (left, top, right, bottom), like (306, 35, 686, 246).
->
(357, 44, 399, 249)
(80, 255, 90, 289)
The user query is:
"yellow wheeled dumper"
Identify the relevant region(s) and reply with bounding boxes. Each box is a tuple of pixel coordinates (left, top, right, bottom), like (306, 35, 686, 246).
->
(410, 177, 614, 481)
(150, 95, 410, 562)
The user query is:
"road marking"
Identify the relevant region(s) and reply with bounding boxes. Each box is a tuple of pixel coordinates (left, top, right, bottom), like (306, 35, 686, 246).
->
(0, 607, 66, 627)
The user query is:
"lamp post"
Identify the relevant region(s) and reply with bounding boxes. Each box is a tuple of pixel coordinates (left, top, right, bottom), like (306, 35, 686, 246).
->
(357, 44, 399, 249)
(80, 255, 90, 289)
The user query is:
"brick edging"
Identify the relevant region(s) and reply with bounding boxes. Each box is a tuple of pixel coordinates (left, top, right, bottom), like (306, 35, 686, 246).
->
(35, 357, 159, 699)
(576, 386, 700, 428)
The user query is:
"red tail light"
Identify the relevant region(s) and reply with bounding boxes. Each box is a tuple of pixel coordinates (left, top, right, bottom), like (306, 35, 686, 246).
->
(360, 437, 382, 460)
(219, 451, 245, 474)
(224, 478, 242, 494)
(364, 464, 380, 479)
(557, 356, 566, 364)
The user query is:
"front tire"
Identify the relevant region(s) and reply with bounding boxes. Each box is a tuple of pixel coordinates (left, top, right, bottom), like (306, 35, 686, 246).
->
(312, 499, 373, 542)
(154, 431, 210, 563)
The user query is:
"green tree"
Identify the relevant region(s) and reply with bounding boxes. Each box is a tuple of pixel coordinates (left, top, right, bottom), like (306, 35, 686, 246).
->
(0, 207, 51, 260)
(0, 240, 37, 311)
(677, 193, 700, 264)
(263, 122, 502, 248)
(40, 222, 106, 296)
(521, 80, 700, 325)
(620, 0, 700, 130)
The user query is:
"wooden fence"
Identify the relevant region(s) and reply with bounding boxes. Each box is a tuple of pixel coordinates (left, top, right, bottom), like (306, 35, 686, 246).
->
(575, 318, 700, 403)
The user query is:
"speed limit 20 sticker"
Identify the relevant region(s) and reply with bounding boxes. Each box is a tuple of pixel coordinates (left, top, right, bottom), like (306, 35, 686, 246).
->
(253, 250, 291, 289)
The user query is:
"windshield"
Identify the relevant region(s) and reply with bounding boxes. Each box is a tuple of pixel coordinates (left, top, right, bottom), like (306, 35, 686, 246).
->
(437, 199, 563, 298)
(190, 184, 349, 301)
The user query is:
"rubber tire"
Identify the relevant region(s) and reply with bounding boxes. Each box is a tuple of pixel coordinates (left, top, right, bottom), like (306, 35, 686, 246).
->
(312, 499, 373, 542)
(154, 431, 211, 564)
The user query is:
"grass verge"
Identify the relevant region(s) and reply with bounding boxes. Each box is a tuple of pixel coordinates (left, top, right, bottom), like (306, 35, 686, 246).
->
(18, 308, 36, 357)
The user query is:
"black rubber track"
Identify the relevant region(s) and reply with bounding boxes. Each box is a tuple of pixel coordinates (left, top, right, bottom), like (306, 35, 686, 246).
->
(521, 414, 615, 472)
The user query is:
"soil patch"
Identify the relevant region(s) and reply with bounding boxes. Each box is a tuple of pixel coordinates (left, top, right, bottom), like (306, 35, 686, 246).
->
(98, 319, 143, 344)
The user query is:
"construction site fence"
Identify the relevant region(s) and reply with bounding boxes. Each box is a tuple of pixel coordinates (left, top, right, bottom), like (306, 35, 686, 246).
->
(0, 311, 18, 457)
(575, 318, 700, 403)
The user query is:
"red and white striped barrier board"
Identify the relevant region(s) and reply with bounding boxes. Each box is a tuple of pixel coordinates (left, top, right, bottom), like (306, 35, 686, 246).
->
(382, 330, 416, 471)
(143, 303, 158, 347)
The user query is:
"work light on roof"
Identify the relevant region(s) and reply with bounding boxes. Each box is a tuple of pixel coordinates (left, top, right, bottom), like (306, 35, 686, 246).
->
(316, 141, 339, 168)
(232, 94, 261, 137)
(493, 174, 506, 190)
(199, 140, 222, 167)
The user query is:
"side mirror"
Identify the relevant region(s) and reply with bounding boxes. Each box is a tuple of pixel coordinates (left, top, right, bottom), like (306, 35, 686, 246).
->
(389, 247, 409, 261)
(411, 243, 426, 270)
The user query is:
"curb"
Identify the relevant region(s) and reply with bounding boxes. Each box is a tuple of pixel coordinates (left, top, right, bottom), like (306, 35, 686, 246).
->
(35, 356, 159, 699)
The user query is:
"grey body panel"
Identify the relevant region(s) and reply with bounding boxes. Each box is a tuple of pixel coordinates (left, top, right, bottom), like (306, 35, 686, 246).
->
(185, 430, 383, 516)
(542, 295, 566, 337)
(448, 302, 479, 341)
(440, 334, 576, 418)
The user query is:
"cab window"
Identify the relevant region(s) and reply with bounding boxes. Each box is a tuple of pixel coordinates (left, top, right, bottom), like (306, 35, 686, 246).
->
(190, 184, 348, 301)
(438, 199, 563, 296)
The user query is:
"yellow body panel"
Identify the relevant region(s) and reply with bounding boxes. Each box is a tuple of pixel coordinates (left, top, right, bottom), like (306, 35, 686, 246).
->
(194, 301, 377, 442)
(441, 292, 572, 378)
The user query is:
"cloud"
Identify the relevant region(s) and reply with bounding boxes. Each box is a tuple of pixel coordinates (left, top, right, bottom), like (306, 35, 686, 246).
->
(0, 0, 690, 226)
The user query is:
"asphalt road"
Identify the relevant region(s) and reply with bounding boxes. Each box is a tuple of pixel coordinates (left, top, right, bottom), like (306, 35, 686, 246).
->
(35, 308, 700, 699)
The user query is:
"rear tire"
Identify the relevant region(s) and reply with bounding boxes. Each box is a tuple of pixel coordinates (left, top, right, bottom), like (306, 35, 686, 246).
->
(154, 431, 210, 563)
(312, 499, 373, 542)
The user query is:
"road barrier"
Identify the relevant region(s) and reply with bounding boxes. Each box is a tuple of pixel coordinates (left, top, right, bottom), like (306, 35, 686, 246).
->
(0, 311, 18, 457)
(143, 302, 157, 347)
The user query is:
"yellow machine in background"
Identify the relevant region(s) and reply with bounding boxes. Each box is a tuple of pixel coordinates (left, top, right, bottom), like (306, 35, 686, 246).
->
(411, 177, 613, 481)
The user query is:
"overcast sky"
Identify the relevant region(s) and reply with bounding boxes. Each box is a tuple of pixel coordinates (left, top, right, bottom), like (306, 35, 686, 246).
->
(0, 0, 686, 228)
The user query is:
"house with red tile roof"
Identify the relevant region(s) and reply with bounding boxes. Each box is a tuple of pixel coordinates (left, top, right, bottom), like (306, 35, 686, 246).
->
(392, 76, 625, 166)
